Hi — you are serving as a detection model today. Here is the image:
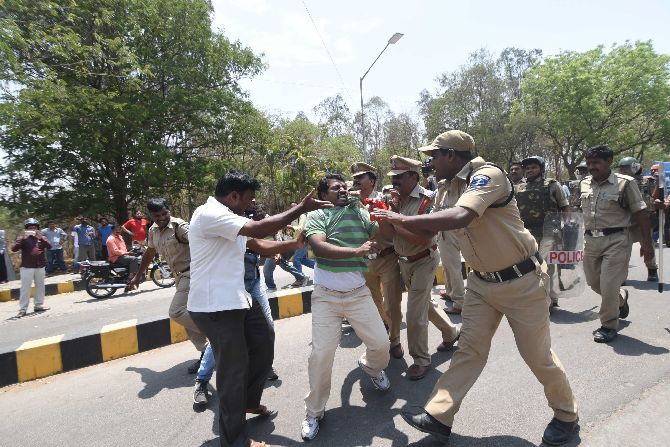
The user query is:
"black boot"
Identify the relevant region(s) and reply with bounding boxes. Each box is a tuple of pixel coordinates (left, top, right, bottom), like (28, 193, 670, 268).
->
(542, 417, 578, 445)
(401, 410, 451, 443)
(647, 268, 658, 282)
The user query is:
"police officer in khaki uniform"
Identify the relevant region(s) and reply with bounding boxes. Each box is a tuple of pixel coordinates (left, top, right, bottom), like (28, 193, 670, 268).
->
(434, 177, 466, 314)
(617, 157, 658, 282)
(581, 146, 653, 343)
(350, 162, 404, 358)
(516, 156, 569, 308)
(373, 130, 578, 446)
(377, 156, 460, 381)
(129, 198, 207, 373)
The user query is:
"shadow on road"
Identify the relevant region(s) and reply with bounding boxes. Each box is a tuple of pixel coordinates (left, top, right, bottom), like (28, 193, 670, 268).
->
(125, 360, 194, 399)
(625, 279, 665, 291)
(609, 333, 670, 357)
(550, 306, 599, 324)
(73, 288, 154, 304)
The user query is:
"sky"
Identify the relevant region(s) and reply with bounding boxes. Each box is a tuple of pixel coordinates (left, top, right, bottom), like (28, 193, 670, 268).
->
(210, 0, 670, 122)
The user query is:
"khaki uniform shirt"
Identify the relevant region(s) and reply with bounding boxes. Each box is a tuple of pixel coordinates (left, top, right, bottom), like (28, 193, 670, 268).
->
(580, 172, 646, 230)
(147, 217, 190, 273)
(394, 183, 436, 256)
(448, 157, 538, 272)
(433, 178, 460, 242)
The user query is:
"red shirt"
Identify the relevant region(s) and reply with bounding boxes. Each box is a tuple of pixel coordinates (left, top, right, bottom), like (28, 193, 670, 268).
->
(122, 218, 148, 241)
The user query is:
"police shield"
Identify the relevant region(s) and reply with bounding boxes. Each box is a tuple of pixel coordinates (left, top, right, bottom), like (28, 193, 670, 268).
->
(540, 211, 586, 298)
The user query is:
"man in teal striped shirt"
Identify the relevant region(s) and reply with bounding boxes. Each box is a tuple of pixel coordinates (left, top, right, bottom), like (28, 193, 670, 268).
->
(300, 173, 391, 441)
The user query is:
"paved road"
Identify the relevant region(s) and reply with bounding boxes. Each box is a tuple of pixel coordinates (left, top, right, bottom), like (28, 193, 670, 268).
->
(1, 247, 669, 446)
(0, 266, 304, 351)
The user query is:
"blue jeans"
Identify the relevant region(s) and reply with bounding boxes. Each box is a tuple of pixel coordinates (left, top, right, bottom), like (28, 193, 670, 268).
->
(46, 249, 67, 273)
(263, 258, 304, 289)
(292, 245, 315, 274)
(197, 277, 273, 382)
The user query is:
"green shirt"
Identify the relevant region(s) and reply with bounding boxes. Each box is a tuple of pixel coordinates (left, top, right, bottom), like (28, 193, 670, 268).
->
(304, 198, 377, 273)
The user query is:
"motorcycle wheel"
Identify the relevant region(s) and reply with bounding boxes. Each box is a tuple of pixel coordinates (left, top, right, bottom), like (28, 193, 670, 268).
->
(85, 275, 118, 298)
(151, 263, 176, 288)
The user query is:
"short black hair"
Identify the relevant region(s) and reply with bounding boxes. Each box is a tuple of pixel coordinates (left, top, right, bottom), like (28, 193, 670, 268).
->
(215, 170, 261, 197)
(317, 173, 346, 200)
(147, 198, 170, 213)
(510, 161, 522, 168)
(585, 145, 614, 161)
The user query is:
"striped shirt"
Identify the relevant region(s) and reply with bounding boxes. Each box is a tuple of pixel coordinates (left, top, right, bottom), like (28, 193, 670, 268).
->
(304, 199, 377, 273)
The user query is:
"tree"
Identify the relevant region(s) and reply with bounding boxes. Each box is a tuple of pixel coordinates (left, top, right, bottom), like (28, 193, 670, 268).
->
(0, 0, 263, 222)
(517, 41, 670, 177)
(418, 48, 543, 166)
(313, 94, 352, 138)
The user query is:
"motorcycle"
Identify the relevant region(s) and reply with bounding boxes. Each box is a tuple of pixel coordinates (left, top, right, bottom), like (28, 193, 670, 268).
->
(81, 244, 145, 298)
(149, 253, 175, 288)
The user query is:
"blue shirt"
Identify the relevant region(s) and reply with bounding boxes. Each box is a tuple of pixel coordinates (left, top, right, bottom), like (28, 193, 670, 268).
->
(98, 224, 114, 244)
(43, 227, 68, 250)
(74, 224, 96, 246)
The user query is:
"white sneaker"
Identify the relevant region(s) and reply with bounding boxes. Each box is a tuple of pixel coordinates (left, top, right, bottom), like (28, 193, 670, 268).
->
(358, 360, 391, 391)
(301, 414, 323, 441)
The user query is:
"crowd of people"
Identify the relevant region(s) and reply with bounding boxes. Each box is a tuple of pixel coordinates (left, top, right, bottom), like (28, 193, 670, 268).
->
(4, 129, 670, 447)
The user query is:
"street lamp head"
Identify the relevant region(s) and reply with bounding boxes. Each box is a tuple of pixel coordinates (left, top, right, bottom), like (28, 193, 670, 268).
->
(388, 32, 404, 44)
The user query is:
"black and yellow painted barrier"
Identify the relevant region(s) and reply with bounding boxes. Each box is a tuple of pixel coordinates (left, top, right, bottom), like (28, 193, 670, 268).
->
(1, 260, 470, 388)
(0, 278, 84, 302)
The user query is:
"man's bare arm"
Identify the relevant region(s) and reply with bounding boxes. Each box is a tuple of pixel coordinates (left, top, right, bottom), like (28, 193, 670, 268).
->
(308, 234, 374, 259)
(373, 207, 477, 233)
(247, 238, 304, 256)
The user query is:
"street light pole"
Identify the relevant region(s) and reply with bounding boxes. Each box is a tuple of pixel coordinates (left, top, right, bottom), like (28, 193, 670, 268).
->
(359, 32, 403, 162)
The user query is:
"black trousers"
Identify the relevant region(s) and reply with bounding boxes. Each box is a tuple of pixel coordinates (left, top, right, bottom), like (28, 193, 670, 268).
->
(190, 301, 275, 447)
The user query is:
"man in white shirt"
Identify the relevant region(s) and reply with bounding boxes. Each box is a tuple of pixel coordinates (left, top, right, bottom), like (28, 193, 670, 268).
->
(187, 170, 330, 447)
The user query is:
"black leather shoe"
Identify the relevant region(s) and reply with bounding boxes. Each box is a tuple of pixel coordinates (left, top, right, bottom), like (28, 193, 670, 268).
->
(401, 410, 451, 443)
(593, 327, 617, 343)
(542, 417, 578, 445)
(619, 289, 629, 319)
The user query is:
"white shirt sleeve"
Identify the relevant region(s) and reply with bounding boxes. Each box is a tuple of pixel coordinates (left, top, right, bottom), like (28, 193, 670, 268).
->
(203, 209, 250, 241)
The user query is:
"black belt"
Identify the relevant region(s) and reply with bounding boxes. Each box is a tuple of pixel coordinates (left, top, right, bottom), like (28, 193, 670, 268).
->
(474, 252, 543, 283)
(585, 227, 624, 237)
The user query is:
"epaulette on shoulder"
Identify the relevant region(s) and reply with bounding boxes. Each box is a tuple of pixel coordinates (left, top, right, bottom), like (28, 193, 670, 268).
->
(615, 172, 635, 182)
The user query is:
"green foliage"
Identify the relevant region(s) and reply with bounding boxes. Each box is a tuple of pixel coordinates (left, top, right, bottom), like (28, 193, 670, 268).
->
(0, 0, 263, 222)
(517, 41, 670, 177)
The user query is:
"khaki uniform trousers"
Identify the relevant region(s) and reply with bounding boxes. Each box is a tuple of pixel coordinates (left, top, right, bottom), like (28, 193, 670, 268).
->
(363, 253, 403, 347)
(437, 231, 465, 308)
(538, 236, 559, 303)
(305, 284, 390, 417)
(425, 267, 578, 426)
(399, 252, 460, 367)
(583, 231, 632, 330)
(169, 272, 208, 352)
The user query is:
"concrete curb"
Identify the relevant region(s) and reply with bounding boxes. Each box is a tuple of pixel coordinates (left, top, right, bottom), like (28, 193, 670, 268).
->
(0, 278, 84, 302)
(0, 288, 313, 388)
(1, 261, 470, 388)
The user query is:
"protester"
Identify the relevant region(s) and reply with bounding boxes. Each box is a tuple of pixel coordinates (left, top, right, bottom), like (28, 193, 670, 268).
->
(301, 173, 390, 441)
(73, 217, 96, 262)
(12, 218, 51, 318)
(122, 210, 149, 244)
(43, 221, 68, 275)
(187, 169, 330, 447)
